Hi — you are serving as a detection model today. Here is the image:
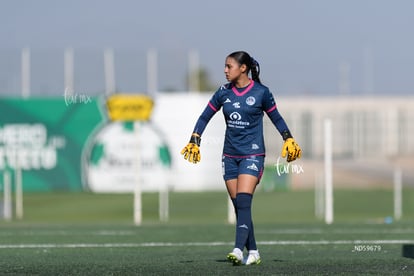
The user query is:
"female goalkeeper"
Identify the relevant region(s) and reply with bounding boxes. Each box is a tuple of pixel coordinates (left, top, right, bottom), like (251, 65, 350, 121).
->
(181, 51, 301, 266)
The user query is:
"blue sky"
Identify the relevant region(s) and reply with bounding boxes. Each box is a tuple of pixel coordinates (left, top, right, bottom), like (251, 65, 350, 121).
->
(1, 0, 414, 95)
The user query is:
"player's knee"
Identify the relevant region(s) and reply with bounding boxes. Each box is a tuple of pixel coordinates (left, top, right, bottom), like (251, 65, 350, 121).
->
(236, 193, 252, 209)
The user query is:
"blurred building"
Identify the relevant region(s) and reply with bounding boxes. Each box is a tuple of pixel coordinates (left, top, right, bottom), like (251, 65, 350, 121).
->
(154, 93, 414, 191)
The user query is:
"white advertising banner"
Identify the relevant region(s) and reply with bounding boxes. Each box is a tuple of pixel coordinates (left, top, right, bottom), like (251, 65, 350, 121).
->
(83, 93, 226, 192)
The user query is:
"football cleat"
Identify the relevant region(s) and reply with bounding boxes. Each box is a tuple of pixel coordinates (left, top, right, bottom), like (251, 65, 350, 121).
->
(245, 250, 261, 265)
(227, 248, 243, 266)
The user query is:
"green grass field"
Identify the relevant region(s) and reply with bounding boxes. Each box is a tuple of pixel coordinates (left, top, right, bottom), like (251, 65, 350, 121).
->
(1, 189, 414, 275)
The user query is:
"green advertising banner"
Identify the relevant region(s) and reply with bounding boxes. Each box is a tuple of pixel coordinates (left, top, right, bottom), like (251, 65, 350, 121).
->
(0, 97, 105, 192)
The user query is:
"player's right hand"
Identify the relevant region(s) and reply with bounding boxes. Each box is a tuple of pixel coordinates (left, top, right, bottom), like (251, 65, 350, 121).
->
(181, 143, 201, 163)
(181, 133, 201, 164)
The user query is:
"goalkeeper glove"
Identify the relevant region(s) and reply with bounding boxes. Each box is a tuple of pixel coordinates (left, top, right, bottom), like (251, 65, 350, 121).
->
(181, 133, 201, 164)
(281, 138, 302, 162)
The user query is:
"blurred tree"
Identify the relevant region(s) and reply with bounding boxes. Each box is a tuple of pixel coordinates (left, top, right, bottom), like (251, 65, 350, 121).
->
(186, 67, 217, 92)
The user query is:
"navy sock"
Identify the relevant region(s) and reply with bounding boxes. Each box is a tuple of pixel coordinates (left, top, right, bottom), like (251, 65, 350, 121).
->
(232, 196, 257, 250)
(231, 198, 238, 218)
(247, 220, 257, 251)
(234, 193, 253, 250)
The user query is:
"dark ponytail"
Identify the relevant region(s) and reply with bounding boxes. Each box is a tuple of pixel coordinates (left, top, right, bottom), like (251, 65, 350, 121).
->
(250, 57, 261, 84)
(227, 51, 262, 84)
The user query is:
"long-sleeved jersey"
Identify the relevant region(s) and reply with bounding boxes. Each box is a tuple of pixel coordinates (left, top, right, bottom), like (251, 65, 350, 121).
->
(193, 80, 292, 157)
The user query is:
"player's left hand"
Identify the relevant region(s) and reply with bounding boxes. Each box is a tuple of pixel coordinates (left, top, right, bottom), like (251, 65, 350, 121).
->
(281, 138, 302, 162)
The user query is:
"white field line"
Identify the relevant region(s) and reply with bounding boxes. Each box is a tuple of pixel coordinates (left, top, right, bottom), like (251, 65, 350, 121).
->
(256, 228, 414, 235)
(1, 240, 414, 249)
(0, 230, 137, 236)
(0, 228, 412, 237)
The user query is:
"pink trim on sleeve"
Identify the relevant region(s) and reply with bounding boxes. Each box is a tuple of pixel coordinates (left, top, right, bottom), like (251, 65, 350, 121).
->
(266, 105, 277, 113)
(208, 102, 218, 112)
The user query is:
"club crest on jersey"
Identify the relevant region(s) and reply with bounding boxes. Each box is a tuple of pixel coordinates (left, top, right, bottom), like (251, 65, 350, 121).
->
(246, 96, 256, 106)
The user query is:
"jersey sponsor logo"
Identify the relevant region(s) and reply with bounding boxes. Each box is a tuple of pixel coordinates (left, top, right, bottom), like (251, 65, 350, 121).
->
(229, 112, 242, 121)
(252, 144, 259, 150)
(247, 163, 259, 171)
(227, 112, 250, 128)
(246, 96, 256, 106)
(224, 98, 232, 103)
(232, 102, 240, 108)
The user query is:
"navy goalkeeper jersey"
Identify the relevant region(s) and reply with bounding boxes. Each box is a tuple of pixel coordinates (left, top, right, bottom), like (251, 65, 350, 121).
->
(193, 80, 291, 157)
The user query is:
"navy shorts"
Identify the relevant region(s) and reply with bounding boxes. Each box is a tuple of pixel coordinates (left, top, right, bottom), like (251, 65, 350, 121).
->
(222, 155, 265, 182)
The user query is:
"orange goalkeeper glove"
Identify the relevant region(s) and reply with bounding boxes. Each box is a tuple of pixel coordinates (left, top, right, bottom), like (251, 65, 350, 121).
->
(181, 133, 201, 164)
(281, 138, 302, 162)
